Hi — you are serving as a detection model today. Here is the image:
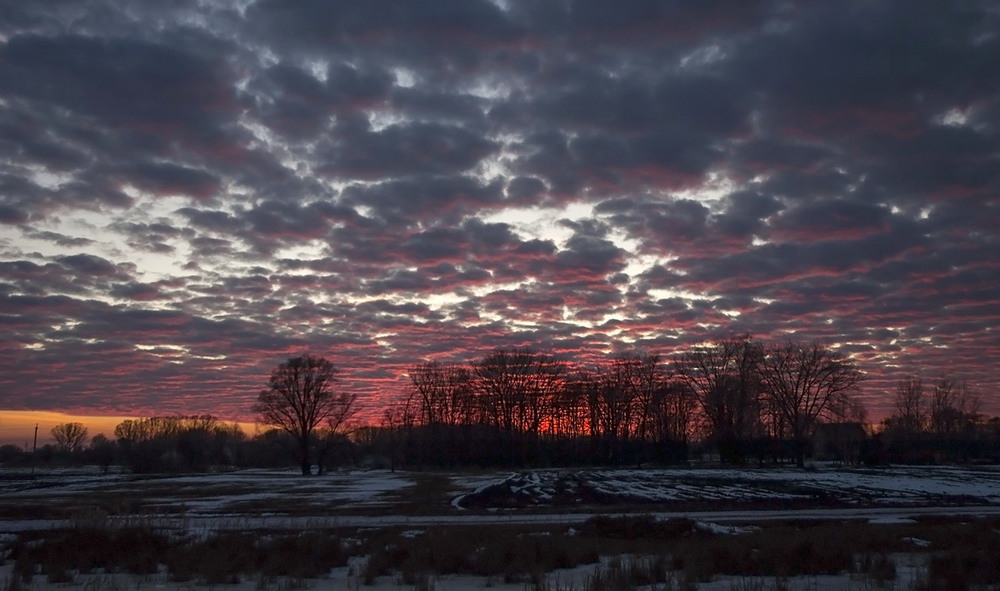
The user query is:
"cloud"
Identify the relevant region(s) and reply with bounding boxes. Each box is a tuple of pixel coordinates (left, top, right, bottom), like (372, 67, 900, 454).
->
(0, 0, 998, 424)
(316, 119, 500, 180)
(251, 62, 394, 141)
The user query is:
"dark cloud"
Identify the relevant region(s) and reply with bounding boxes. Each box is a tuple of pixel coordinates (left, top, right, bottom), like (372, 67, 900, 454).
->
(57, 254, 119, 277)
(110, 281, 163, 302)
(0, 35, 222, 125)
(245, 0, 520, 59)
(176, 208, 245, 234)
(0, 204, 29, 225)
(251, 61, 393, 141)
(316, 119, 500, 180)
(339, 175, 504, 226)
(770, 199, 893, 242)
(23, 230, 94, 248)
(596, 196, 712, 249)
(0, 0, 998, 425)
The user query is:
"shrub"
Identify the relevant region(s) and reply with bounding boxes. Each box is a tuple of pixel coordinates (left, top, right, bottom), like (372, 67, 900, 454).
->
(581, 515, 698, 540)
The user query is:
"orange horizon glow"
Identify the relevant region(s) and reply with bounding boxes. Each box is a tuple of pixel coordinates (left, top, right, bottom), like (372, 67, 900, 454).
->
(0, 410, 260, 448)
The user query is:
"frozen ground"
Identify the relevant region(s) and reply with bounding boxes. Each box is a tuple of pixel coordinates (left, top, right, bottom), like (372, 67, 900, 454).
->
(3, 465, 999, 590)
(4, 464, 1000, 522)
(0, 547, 938, 591)
(0, 467, 414, 518)
(452, 464, 1000, 509)
(0, 464, 998, 534)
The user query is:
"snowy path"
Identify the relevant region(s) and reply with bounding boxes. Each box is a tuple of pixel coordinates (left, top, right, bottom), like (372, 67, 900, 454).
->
(4, 503, 1000, 534)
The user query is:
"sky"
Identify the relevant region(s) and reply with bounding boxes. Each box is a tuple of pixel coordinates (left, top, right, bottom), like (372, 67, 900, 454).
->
(1, 0, 999, 433)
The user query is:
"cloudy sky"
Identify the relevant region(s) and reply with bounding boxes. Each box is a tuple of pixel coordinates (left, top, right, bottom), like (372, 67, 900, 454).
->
(1, 0, 998, 426)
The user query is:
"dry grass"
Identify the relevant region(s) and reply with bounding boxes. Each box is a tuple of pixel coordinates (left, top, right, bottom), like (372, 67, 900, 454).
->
(360, 524, 602, 585)
(6, 526, 347, 586)
(5, 514, 1000, 589)
(380, 472, 456, 514)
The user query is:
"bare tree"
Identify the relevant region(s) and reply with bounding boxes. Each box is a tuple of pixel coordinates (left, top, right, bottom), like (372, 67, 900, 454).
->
(674, 335, 763, 463)
(756, 341, 864, 466)
(252, 355, 344, 475)
(114, 417, 182, 442)
(891, 375, 926, 434)
(930, 376, 981, 435)
(51, 422, 88, 453)
(582, 353, 690, 464)
(89, 433, 116, 473)
(588, 360, 638, 457)
(315, 391, 360, 474)
(615, 353, 664, 442)
(572, 366, 626, 464)
(473, 347, 566, 463)
(473, 347, 566, 435)
(648, 379, 698, 446)
(408, 361, 475, 426)
(548, 378, 590, 437)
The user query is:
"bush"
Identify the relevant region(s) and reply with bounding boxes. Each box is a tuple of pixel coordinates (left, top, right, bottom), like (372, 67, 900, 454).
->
(8, 526, 167, 581)
(6, 526, 346, 585)
(359, 525, 602, 583)
(581, 515, 698, 540)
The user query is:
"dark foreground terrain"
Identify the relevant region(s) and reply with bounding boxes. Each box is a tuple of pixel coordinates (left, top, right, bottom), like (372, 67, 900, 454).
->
(3, 465, 1000, 589)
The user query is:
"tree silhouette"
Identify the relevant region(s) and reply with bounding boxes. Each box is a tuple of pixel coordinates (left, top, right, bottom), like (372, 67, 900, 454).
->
(408, 361, 475, 427)
(253, 355, 344, 475)
(314, 391, 360, 474)
(674, 335, 763, 463)
(585, 358, 639, 463)
(930, 376, 980, 435)
(892, 375, 927, 434)
(51, 422, 89, 453)
(473, 347, 566, 463)
(756, 341, 863, 466)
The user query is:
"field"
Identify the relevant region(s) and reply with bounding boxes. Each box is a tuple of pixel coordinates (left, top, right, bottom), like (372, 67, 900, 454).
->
(3, 465, 1000, 589)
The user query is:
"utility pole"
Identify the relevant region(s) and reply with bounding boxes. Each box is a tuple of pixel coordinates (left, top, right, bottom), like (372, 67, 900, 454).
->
(32, 423, 38, 475)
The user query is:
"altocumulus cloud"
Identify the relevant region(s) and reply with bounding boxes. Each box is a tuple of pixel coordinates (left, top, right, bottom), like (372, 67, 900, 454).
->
(0, 0, 998, 422)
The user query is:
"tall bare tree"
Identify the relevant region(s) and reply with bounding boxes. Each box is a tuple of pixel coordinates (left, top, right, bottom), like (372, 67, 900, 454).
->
(892, 375, 926, 434)
(648, 379, 698, 445)
(756, 341, 864, 466)
(252, 355, 344, 475)
(473, 347, 566, 434)
(51, 422, 89, 453)
(615, 353, 665, 442)
(930, 376, 981, 435)
(314, 391, 360, 474)
(589, 360, 637, 449)
(473, 347, 566, 463)
(379, 402, 414, 472)
(582, 353, 689, 464)
(408, 361, 475, 426)
(674, 335, 763, 463)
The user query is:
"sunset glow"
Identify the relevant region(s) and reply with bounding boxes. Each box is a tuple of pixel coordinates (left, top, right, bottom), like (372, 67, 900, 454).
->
(0, 411, 135, 447)
(0, 411, 261, 447)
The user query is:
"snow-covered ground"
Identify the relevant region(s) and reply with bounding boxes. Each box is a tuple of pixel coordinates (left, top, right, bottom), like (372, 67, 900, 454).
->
(3, 465, 999, 590)
(1, 467, 414, 513)
(0, 464, 998, 535)
(454, 464, 1000, 508)
(4, 464, 1000, 521)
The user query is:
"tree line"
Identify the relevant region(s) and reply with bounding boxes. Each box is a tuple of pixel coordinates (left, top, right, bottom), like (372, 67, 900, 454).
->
(5, 335, 996, 474)
(2, 414, 357, 475)
(875, 374, 992, 463)
(379, 336, 866, 468)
